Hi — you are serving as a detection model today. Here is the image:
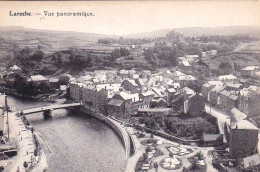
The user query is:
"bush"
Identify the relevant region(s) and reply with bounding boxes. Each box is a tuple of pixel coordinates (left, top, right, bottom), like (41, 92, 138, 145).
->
(23, 161, 28, 168)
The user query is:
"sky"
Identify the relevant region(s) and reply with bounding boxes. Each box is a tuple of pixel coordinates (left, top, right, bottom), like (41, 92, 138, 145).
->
(0, 1, 260, 36)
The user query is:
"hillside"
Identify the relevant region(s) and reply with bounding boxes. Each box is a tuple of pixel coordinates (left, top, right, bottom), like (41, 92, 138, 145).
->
(0, 26, 118, 56)
(125, 26, 260, 38)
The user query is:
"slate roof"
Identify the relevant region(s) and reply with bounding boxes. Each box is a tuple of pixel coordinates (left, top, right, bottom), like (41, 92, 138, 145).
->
(108, 99, 124, 106)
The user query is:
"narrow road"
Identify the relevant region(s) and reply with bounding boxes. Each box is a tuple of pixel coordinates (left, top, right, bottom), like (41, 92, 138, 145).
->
(233, 43, 248, 52)
(4, 112, 36, 172)
(205, 104, 230, 135)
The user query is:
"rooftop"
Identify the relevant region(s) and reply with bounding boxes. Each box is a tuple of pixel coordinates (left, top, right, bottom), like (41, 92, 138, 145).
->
(242, 66, 259, 71)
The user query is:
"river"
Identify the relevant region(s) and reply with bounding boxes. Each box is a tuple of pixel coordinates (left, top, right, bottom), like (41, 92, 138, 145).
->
(7, 96, 126, 172)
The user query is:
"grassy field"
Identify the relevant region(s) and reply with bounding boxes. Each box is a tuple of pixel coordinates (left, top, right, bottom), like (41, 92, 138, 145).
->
(242, 41, 260, 52)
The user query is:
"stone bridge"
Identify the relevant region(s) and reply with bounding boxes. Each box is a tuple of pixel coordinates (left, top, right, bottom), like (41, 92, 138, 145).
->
(20, 103, 81, 118)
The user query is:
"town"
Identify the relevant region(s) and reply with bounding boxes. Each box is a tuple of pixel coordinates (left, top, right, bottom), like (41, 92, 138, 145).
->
(0, 27, 260, 172)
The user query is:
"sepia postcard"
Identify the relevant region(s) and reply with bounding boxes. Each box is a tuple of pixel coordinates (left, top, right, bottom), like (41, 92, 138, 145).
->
(0, 1, 260, 172)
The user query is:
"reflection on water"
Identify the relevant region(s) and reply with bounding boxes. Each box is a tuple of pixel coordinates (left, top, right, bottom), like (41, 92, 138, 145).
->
(7, 96, 126, 172)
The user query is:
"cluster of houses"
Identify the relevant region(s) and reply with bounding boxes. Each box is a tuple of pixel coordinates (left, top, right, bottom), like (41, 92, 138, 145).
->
(0, 65, 70, 92)
(201, 74, 260, 117)
(241, 65, 260, 79)
(69, 64, 260, 165)
(69, 68, 205, 118)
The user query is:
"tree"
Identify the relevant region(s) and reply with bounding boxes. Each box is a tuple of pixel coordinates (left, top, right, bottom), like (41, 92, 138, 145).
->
(196, 151, 205, 160)
(23, 161, 28, 168)
(38, 81, 51, 93)
(146, 146, 152, 153)
(142, 153, 148, 162)
(190, 161, 200, 171)
(218, 61, 233, 75)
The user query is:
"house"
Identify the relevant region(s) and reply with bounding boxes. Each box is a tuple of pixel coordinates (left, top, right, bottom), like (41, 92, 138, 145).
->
(166, 88, 176, 102)
(9, 65, 21, 72)
(96, 83, 122, 99)
(241, 66, 259, 76)
(225, 83, 243, 91)
(210, 50, 217, 56)
(177, 57, 187, 64)
(77, 75, 93, 84)
(218, 90, 231, 110)
(119, 69, 136, 79)
(49, 78, 59, 90)
(151, 98, 168, 108)
(208, 85, 226, 105)
(30, 75, 49, 85)
(122, 79, 139, 94)
(150, 87, 167, 100)
(217, 75, 238, 82)
(93, 73, 107, 84)
(201, 83, 215, 101)
(179, 75, 196, 87)
(184, 93, 205, 116)
(108, 92, 143, 116)
(59, 85, 66, 91)
(135, 78, 146, 92)
(243, 154, 260, 169)
(141, 91, 154, 108)
(227, 95, 239, 111)
(228, 108, 259, 159)
(107, 99, 125, 116)
(201, 52, 207, 58)
(185, 55, 199, 64)
(202, 134, 223, 146)
(182, 87, 195, 99)
(238, 87, 260, 117)
(178, 61, 193, 73)
(81, 85, 110, 114)
(69, 83, 83, 102)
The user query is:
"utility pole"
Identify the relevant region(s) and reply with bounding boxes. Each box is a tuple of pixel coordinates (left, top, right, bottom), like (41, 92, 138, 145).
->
(5, 94, 9, 141)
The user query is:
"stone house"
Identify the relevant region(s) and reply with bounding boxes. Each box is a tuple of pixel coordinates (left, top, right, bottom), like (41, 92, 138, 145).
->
(208, 85, 226, 105)
(241, 66, 259, 77)
(69, 83, 83, 102)
(227, 95, 239, 111)
(183, 93, 205, 116)
(178, 61, 193, 73)
(201, 83, 215, 101)
(228, 108, 259, 159)
(238, 88, 260, 117)
(122, 79, 139, 94)
(140, 91, 154, 108)
(219, 90, 231, 110)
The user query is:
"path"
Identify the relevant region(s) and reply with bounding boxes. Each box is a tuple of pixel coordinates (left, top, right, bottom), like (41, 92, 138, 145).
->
(4, 112, 36, 172)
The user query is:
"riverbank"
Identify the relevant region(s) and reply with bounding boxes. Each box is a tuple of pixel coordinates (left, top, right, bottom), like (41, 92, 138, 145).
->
(2, 111, 48, 172)
(0, 86, 65, 103)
